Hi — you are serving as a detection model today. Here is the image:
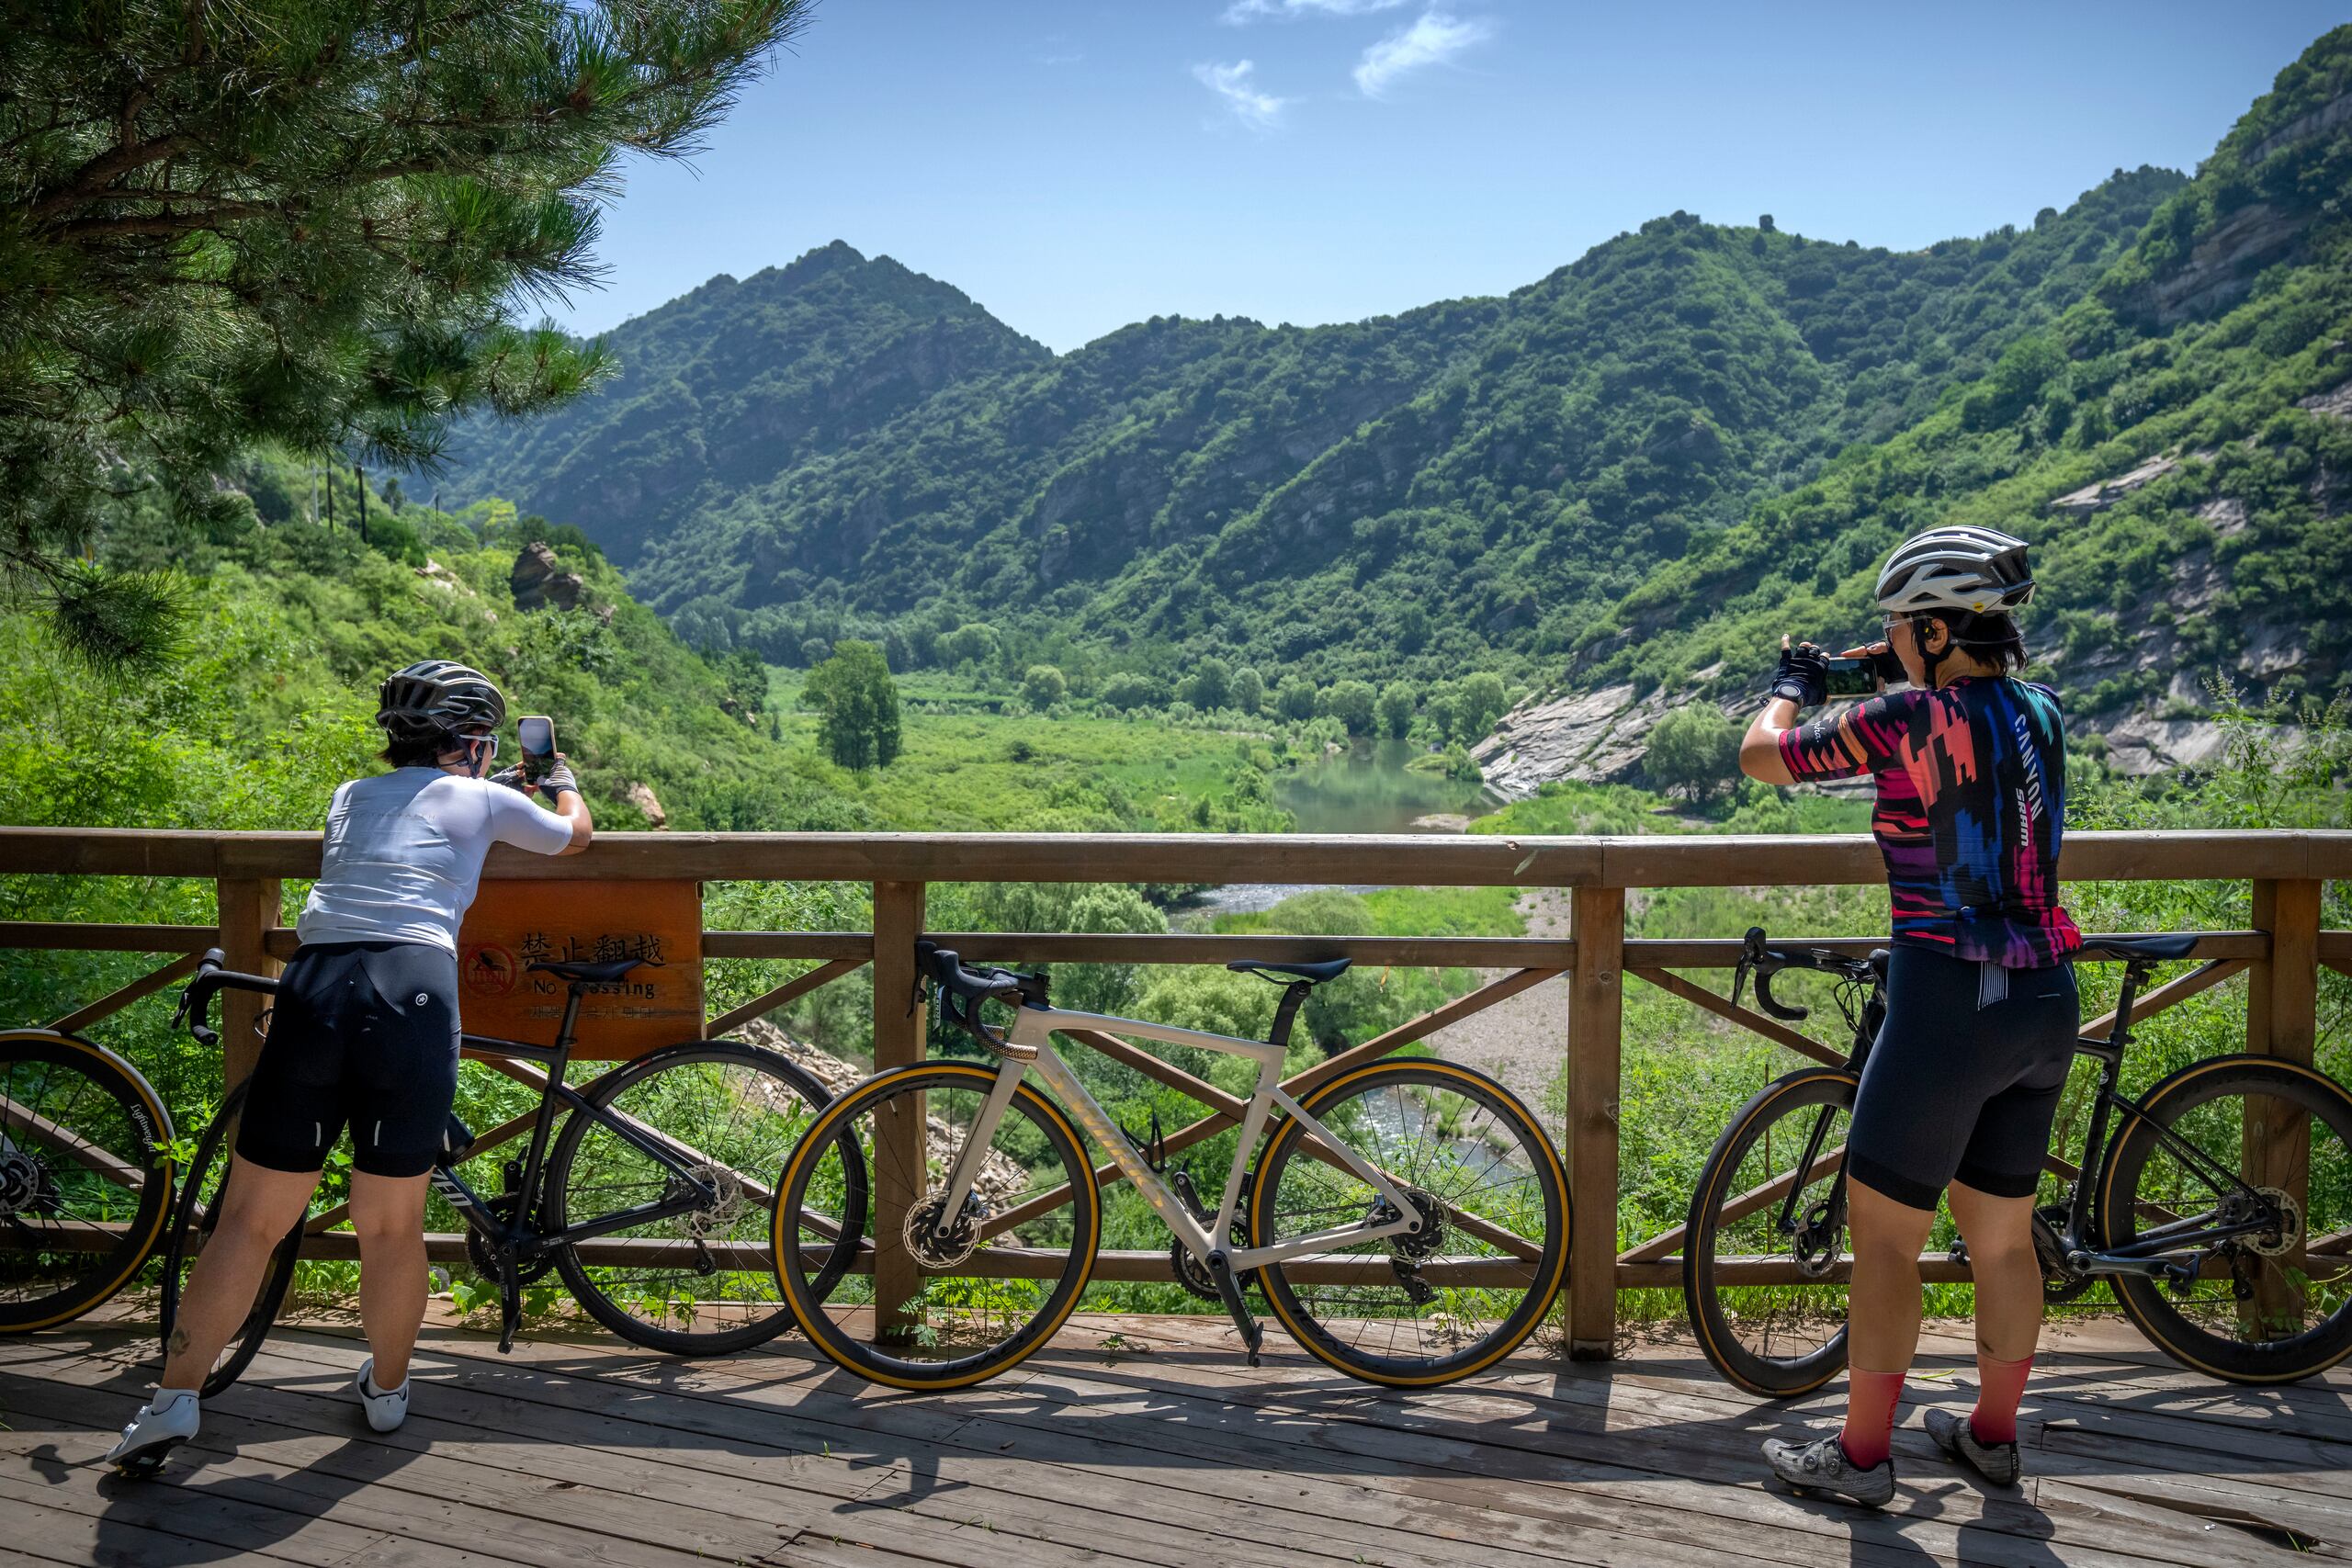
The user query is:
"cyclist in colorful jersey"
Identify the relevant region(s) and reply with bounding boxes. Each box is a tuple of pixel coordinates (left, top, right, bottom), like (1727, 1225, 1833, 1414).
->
(108, 661, 592, 1475)
(1738, 526, 2082, 1506)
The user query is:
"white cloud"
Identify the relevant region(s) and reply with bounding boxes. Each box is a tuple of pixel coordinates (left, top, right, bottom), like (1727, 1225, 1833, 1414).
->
(1353, 8, 1493, 98)
(1193, 60, 1293, 131)
(1221, 0, 1408, 24)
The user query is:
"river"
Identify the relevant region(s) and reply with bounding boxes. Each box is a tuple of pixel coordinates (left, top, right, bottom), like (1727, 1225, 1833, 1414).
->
(1190, 739, 1499, 916)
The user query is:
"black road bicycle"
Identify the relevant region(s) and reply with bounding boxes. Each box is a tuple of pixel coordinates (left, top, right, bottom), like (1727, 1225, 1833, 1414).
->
(161, 949, 865, 1396)
(1683, 928, 2352, 1395)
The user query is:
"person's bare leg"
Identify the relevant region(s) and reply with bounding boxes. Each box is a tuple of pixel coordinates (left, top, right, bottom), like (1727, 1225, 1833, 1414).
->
(1838, 1179, 1939, 1467)
(1847, 1179, 1939, 1371)
(160, 1157, 320, 1388)
(1945, 1181, 2041, 1360)
(350, 1170, 432, 1388)
(1945, 1179, 2041, 1444)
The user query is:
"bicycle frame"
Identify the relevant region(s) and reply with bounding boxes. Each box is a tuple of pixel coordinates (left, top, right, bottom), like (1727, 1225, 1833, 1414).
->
(436, 1030, 721, 1261)
(933, 1001, 1419, 1269)
(1770, 955, 2286, 1277)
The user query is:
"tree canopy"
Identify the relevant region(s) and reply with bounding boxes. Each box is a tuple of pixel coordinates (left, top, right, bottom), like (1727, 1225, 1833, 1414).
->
(0, 0, 808, 668)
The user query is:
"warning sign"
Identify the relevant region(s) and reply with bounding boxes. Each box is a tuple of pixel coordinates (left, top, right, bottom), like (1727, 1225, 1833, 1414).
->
(456, 880, 703, 1059)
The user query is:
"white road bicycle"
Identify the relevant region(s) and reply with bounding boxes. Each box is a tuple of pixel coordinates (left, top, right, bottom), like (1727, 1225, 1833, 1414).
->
(772, 942, 1571, 1391)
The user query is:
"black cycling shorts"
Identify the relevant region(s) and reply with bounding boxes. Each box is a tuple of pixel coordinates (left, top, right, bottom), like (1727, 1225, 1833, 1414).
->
(1846, 945, 2081, 1212)
(235, 941, 462, 1179)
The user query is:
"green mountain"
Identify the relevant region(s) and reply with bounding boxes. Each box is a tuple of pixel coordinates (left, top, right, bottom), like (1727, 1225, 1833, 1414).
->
(443, 172, 2182, 677)
(436, 28, 2352, 784)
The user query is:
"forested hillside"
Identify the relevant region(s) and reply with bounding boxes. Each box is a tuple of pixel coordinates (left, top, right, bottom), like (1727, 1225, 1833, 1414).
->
(441, 152, 2183, 682)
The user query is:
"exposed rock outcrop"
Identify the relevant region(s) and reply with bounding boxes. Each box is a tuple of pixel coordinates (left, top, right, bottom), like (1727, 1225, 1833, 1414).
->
(2298, 379, 2352, 420)
(626, 781, 668, 828)
(511, 541, 584, 613)
(1476, 682, 1742, 797)
(2049, 455, 2177, 517)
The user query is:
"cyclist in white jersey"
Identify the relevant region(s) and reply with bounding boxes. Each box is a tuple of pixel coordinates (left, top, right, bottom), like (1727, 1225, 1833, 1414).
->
(109, 660, 592, 1472)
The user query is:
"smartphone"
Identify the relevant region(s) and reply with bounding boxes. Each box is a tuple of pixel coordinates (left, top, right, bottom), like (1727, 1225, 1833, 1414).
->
(1823, 657, 1879, 697)
(517, 715, 556, 781)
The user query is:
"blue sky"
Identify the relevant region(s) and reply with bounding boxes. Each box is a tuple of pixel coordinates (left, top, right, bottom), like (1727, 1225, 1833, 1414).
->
(552, 1, 2352, 354)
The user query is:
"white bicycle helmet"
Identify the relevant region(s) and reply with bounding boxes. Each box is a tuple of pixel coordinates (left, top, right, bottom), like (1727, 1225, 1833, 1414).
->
(377, 659, 505, 742)
(1874, 526, 2035, 615)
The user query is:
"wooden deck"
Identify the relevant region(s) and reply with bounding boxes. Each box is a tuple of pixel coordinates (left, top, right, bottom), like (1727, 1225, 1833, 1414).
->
(2, 1309, 2347, 1567)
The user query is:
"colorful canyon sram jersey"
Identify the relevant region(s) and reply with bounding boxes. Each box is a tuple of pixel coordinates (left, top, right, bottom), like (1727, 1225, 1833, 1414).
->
(1778, 677, 2083, 967)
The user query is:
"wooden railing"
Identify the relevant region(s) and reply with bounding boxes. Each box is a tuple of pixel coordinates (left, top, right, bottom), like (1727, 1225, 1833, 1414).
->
(4, 825, 2346, 1359)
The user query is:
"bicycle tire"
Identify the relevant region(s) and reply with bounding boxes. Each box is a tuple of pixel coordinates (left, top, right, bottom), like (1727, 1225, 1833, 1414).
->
(1683, 1066, 1860, 1398)
(158, 1077, 300, 1397)
(0, 1030, 176, 1333)
(773, 1061, 1100, 1391)
(2100, 1055, 2352, 1384)
(545, 1039, 854, 1356)
(1250, 1059, 1570, 1387)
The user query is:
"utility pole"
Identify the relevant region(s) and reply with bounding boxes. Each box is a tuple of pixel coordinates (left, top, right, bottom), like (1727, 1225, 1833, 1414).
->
(354, 465, 369, 546)
(324, 468, 334, 527)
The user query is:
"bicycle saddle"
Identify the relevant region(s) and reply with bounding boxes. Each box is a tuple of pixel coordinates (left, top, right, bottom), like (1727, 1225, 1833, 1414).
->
(1227, 957, 1352, 984)
(2075, 933, 2199, 964)
(526, 956, 661, 984)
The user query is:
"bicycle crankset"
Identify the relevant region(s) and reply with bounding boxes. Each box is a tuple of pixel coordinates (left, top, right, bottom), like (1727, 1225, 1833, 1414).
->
(2032, 1204, 2098, 1303)
(467, 1195, 557, 1286)
(1792, 1196, 1846, 1279)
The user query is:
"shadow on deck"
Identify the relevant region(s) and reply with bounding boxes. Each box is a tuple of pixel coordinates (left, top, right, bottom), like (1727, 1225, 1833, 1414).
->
(2, 1309, 2348, 1567)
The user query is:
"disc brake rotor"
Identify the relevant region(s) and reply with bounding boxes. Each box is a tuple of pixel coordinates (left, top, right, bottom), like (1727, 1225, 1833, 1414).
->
(0, 1149, 43, 1217)
(681, 1162, 750, 1243)
(904, 1190, 986, 1270)
(2248, 1186, 2304, 1258)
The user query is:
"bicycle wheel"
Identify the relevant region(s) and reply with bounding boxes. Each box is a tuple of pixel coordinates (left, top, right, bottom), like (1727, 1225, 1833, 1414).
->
(2099, 1056, 2352, 1384)
(158, 1078, 300, 1396)
(0, 1031, 175, 1333)
(546, 1040, 847, 1355)
(1250, 1060, 1570, 1386)
(1683, 1066, 1860, 1397)
(773, 1061, 1099, 1391)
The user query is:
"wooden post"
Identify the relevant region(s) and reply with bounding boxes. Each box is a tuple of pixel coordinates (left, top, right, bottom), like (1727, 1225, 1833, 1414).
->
(215, 877, 282, 1089)
(2246, 878, 2323, 1333)
(2248, 879, 2322, 1069)
(870, 880, 927, 1343)
(1566, 884, 1624, 1359)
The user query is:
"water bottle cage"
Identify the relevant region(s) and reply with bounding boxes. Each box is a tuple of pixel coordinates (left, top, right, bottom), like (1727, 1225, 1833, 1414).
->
(1123, 1106, 1168, 1174)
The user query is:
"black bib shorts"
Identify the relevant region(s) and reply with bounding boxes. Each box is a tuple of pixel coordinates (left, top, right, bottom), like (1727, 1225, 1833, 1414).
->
(234, 940, 462, 1179)
(1845, 945, 2082, 1213)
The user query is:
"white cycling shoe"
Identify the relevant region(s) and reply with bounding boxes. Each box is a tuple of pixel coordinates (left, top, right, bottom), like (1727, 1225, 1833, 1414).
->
(105, 1388, 199, 1477)
(354, 1358, 411, 1433)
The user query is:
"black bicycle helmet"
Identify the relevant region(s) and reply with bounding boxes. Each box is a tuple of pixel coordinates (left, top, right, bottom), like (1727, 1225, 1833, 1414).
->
(1874, 525, 2035, 615)
(376, 660, 505, 742)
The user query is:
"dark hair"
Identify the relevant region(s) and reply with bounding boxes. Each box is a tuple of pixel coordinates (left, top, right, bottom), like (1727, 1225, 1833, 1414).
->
(380, 721, 457, 769)
(1925, 609, 2028, 673)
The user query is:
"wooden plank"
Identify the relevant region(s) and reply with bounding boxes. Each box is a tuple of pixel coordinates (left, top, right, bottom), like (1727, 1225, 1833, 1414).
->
(1627, 931, 2269, 968)
(2321, 929, 2352, 979)
(6, 824, 2352, 886)
(44, 951, 199, 1034)
(2248, 877, 2324, 1336)
(0, 1092, 152, 1190)
(698, 930, 874, 960)
(1628, 964, 1844, 1068)
(702, 955, 865, 1036)
(216, 875, 282, 1089)
(1566, 885, 1623, 1359)
(869, 878, 926, 1343)
(2079, 956, 2249, 1040)
(0, 919, 220, 952)
(1619, 1143, 1847, 1265)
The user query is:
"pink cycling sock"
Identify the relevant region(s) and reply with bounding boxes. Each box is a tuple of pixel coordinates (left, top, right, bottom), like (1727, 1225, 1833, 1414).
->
(1839, 1367, 1905, 1470)
(1971, 1351, 2033, 1445)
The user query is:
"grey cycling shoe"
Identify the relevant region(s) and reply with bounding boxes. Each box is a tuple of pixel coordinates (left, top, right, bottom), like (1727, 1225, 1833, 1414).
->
(1762, 1433, 1896, 1507)
(1925, 1406, 2021, 1486)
